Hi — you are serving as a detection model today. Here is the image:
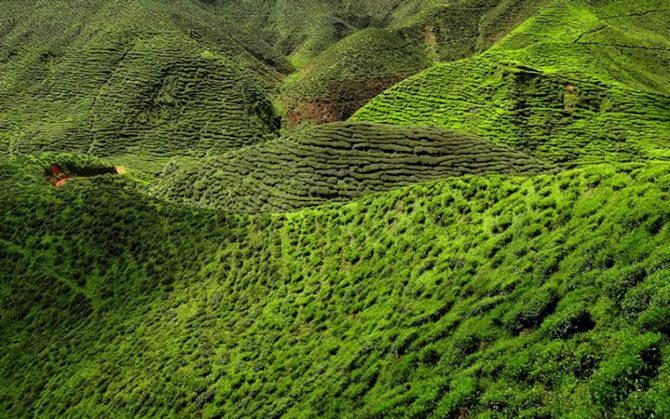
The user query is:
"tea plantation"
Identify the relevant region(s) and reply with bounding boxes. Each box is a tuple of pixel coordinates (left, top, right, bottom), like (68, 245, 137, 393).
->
(149, 121, 552, 212)
(0, 0, 283, 169)
(354, 0, 670, 164)
(1, 0, 669, 417)
(2, 156, 669, 417)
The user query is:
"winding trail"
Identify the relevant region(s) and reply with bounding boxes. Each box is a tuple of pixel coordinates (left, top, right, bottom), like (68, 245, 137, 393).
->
(0, 239, 99, 311)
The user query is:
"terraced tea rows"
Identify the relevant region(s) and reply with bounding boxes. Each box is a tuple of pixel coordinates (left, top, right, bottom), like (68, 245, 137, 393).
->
(0, 0, 574, 163)
(0, 0, 282, 168)
(2, 1, 670, 417)
(280, 0, 554, 124)
(355, 59, 670, 165)
(150, 121, 552, 212)
(353, 0, 670, 165)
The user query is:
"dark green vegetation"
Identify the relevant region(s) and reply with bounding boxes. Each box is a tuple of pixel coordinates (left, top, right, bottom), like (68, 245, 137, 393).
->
(277, 0, 553, 124)
(150, 121, 551, 212)
(0, 0, 548, 159)
(2, 157, 669, 417)
(0, 0, 284, 170)
(1, 0, 670, 417)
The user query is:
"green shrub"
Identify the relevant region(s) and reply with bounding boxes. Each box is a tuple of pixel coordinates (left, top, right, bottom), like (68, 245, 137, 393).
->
(541, 305, 595, 339)
(590, 333, 662, 407)
(504, 287, 558, 333)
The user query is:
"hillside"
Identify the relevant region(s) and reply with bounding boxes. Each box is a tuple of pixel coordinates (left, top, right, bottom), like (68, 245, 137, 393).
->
(1, 156, 669, 417)
(353, 0, 670, 165)
(0, 0, 284, 170)
(1, 0, 670, 417)
(0, 0, 546, 170)
(149, 121, 552, 212)
(279, 0, 553, 124)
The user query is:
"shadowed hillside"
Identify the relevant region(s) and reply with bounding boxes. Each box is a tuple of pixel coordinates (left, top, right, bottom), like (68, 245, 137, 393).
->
(0, 0, 284, 170)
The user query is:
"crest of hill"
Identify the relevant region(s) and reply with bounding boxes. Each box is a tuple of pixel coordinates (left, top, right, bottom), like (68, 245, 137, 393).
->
(1, 155, 669, 417)
(353, 0, 670, 165)
(0, 0, 286, 170)
(149, 121, 553, 212)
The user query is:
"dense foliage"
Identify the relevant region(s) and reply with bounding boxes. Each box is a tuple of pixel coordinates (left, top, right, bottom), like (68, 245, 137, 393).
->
(1, 0, 669, 417)
(1, 157, 669, 417)
(149, 122, 551, 212)
(354, 0, 670, 164)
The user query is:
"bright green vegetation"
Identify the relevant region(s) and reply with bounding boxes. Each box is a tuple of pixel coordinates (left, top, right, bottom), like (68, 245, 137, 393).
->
(1, 0, 670, 417)
(1, 156, 669, 417)
(149, 121, 551, 212)
(354, 0, 670, 164)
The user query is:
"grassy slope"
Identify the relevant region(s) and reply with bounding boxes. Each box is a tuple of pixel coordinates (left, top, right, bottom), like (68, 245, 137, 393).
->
(353, 0, 670, 165)
(1, 157, 669, 417)
(1, 0, 670, 417)
(148, 121, 552, 212)
(0, 0, 284, 170)
(280, 0, 554, 124)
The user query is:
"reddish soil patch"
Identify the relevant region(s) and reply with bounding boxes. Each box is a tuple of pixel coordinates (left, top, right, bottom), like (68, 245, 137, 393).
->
(287, 101, 342, 126)
(54, 177, 73, 187)
(46, 164, 122, 187)
(286, 77, 404, 126)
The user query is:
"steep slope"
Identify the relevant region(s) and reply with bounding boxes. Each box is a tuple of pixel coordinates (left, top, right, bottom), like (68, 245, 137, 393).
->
(149, 121, 552, 212)
(0, 0, 555, 168)
(1, 156, 669, 417)
(353, 0, 670, 164)
(280, 0, 554, 124)
(0, 0, 284, 170)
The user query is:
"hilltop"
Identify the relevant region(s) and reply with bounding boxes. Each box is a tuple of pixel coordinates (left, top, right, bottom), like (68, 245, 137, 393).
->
(149, 121, 552, 212)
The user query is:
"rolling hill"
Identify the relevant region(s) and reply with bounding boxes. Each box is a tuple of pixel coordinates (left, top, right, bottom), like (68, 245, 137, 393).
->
(149, 121, 552, 212)
(353, 0, 670, 165)
(0, 0, 557, 160)
(1, 0, 670, 417)
(278, 0, 554, 124)
(1, 156, 669, 417)
(0, 0, 284, 170)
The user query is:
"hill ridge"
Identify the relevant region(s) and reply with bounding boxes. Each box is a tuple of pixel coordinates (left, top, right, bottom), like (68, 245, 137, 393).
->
(149, 121, 554, 212)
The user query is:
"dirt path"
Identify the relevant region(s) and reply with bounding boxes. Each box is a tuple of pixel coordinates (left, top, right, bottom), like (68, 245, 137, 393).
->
(50, 165, 126, 187)
(0, 239, 99, 311)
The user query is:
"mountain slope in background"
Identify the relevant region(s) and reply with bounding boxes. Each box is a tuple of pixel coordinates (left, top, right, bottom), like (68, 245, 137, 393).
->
(0, 0, 284, 170)
(354, 0, 670, 164)
(277, 0, 553, 124)
(149, 121, 552, 212)
(0, 0, 552, 168)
